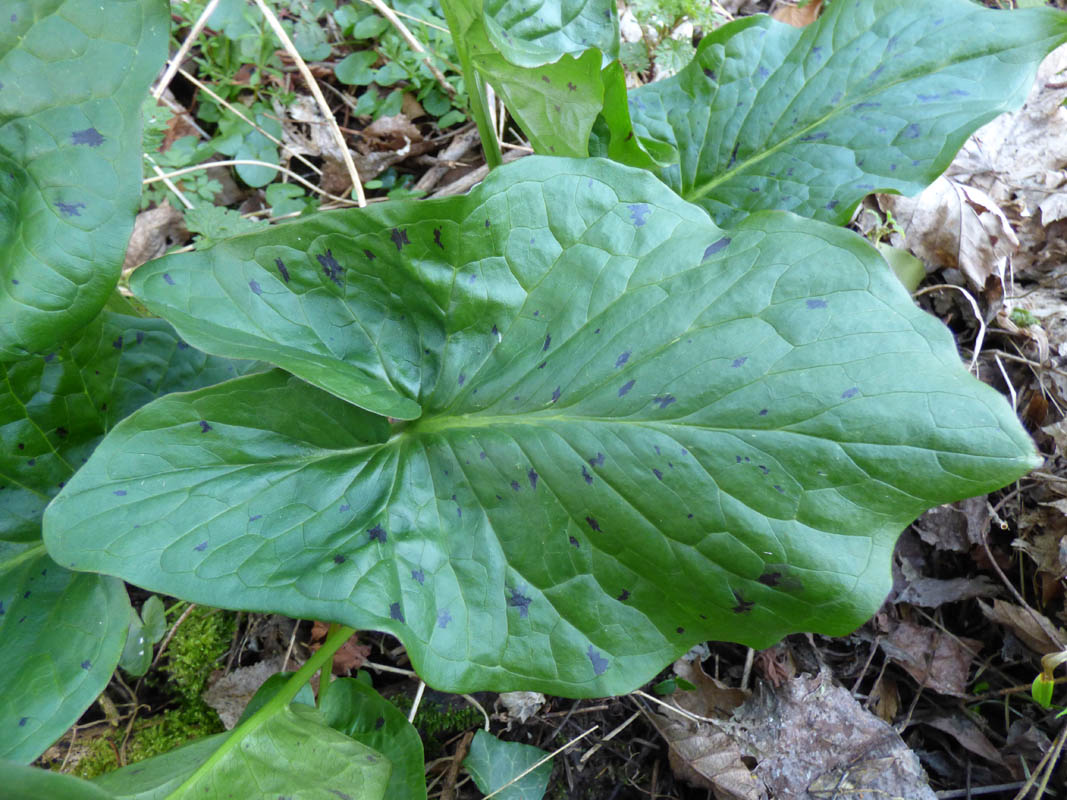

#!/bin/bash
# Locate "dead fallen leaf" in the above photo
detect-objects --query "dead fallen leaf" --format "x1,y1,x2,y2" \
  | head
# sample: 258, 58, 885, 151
868, 674, 899, 724
203, 655, 285, 729
893, 556, 998, 608
735, 670, 937, 799
919, 713, 1006, 768
674, 657, 749, 717
498, 691, 544, 724
122, 202, 187, 273
772, 0, 824, 27
880, 620, 981, 696
879, 175, 1018, 291
979, 599, 1067, 655
309, 621, 370, 675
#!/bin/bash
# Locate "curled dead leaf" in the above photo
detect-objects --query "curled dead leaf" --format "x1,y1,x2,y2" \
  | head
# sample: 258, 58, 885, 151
880, 620, 981, 696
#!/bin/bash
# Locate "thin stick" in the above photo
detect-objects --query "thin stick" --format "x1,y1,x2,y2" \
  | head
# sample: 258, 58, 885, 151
362, 659, 418, 677
913, 283, 986, 373
631, 689, 719, 725
149, 603, 198, 671
482, 725, 599, 800
143, 154, 195, 210
364, 0, 455, 96
153, 0, 222, 101
578, 709, 640, 765
462, 693, 491, 731
408, 679, 427, 724
994, 354, 1019, 410
360, 0, 449, 33
252, 0, 366, 206
177, 66, 323, 176
144, 158, 357, 205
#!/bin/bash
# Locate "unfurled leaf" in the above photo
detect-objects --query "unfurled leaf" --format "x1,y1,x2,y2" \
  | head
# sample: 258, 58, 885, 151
0, 0, 168, 357
321, 677, 426, 800
44, 157, 1037, 696
464, 728, 552, 800
1, 303, 255, 761
1, 758, 116, 800
602, 0, 1067, 227
443, 0, 619, 157
119, 594, 166, 677
92, 706, 389, 800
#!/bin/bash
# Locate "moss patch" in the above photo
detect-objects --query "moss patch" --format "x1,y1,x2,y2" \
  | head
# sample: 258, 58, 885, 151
390, 691, 483, 759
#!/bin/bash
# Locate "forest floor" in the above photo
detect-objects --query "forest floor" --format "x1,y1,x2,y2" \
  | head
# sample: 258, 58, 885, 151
38, 1, 1067, 797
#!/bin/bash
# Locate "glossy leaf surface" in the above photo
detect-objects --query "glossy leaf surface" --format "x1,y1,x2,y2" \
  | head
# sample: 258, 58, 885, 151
464, 728, 552, 800
0, 0, 168, 357
321, 677, 426, 800
2, 759, 116, 800
602, 0, 1067, 227
444, 0, 618, 157
1, 304, 254, 761
46, 157, 1038, 696
94, 706, 389, 800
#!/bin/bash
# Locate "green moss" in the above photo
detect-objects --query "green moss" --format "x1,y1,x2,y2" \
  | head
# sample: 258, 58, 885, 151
390, 692, 482, 759
70, 605, 235, 780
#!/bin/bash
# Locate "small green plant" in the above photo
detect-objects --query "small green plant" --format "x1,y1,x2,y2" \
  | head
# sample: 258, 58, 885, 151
2, 0, 1065, 797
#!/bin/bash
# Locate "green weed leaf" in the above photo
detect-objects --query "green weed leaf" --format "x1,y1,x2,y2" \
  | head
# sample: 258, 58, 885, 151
0, 0, 168, 358
1, 759, 117, 800
602, 0, 1067, 226
1, 303, 255, 760
44, 157, 1037, 696
464, 728, 551, 800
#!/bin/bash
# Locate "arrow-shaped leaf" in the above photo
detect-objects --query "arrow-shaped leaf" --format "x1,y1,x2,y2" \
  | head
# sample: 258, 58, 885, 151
44, 157, 1038, 696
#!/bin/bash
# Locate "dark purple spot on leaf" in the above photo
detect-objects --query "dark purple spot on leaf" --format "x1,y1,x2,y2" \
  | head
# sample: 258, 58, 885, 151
949, 88, 969, 97
758, 571, 781, 587
368, 525, 386, 542
437, 609, 451, 628
758, 465, 769, 475
412, 569, 425, 584
619, 380, 635, 397
491, 324, 499, 337
112, 336, 123, 350
728, 143, 739, 167
135, 331, 144, 345
375, 717, 385, 730
485, 219, 490, 228
390, 228, 410, 250
569, 536, 579, 548
567, 82, 577, 91
904, 123, 920, 139
528, 469, 538, 489
176, 340, 188, 349
732, 590, 754, 614
249, 279, 262, 295
541, 75, 551, 83
71, 127, 104, 146
759, 409, 768, 416
618, 589, 630, 601
853, 102, 880, 110
27, 459, 35, 466
56, 427, 68, 438
433, 227, 443, 248
81, 660, 91, 670
582, 466, 593, 485
194, 541, 208, 551
841, 387, 859, 399
732, 357, 747, 368
551, 386, 561, 403
275, 258, 290, 282
334, 555, 346, 564
511, 480, 520, 492
825, 200, 839, 211
340, 504, 350, 512
774, 485, 784, 493
589, 452, 605, 467
586, 516, 601, 532
538, 361, 546, 370
806, 298, 828, 309
363, 249, 375, 261
628, 204, 650, 226
18, 717, 26, 727
615, 350, 631, 368
55, 200, 86, 217
390, 602, 404, 622
480, 451, 487, 460
318, 250, 343, 285
508, 587, 531, 618
533, 310, 540, 317
199, 420, 211, 433
703, 238, 731, 259
113, 490, 126, 496
703, 68, 716, 80
543, 333, 551, 351
799, 132, 829, 142
250, 515, 262, 522
676, 627, 685, 634
653, 395, 676, 409
652, 468, 663, 480
458, 374, 465, 387
587, 645, 608, 676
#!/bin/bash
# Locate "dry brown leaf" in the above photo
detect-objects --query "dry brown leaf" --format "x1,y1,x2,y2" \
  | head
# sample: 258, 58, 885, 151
646, 708, 765, 800
203, 655, 286, 729
879, 176, 1018, 291
309, 621, 371, 674
880, 620, 981, 696
673, 657, 749, 717
122, 202, 187, 273
772, 0, 824, 27
735, 670, 937, 799
920, 714, 1006, 767
893, 557, 998, 608
979, 599, 1067, 655
868, 675, 899, 723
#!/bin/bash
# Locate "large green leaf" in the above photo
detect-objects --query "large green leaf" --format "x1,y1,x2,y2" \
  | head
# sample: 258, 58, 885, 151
45, 157, 1038, 696
0, 0, 168, 358
93, 706, 390, 800
321, 677, 426, 800
598, 0, 1067, 227
0, 303, 255, 761
1, 758, 116, 800
443, 0, 618, 157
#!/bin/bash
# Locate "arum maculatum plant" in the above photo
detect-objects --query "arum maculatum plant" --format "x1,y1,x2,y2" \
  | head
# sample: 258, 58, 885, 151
2, 0, 1064, 795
